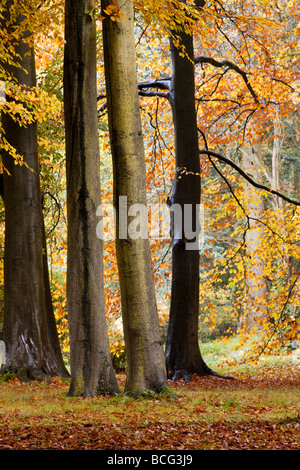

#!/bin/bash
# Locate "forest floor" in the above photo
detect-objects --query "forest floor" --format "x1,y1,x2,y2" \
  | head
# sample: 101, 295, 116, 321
0, 360, 300, 451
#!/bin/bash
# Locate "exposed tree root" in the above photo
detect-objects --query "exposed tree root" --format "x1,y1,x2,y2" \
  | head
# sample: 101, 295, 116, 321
169, 367, 235, 382
1, 366, 69, 384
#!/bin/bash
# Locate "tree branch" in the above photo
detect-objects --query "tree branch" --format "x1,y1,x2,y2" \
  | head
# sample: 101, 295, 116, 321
205, 150, 288, 243
194, 55, 259, 104
251, 273, 300, 361
138, 78, 171, 101
138, 78, 171, 91
138, 77, 171, 100
199, 149, 300, 206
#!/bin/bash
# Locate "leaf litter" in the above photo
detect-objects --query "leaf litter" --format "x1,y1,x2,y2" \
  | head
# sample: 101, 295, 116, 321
0, 364, 300, 450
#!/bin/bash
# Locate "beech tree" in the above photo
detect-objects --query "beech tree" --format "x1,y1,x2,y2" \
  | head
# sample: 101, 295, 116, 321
1, 0, 298, 386
64, 0, 119, 397
164, 3, 212, 380
102, 0, 170, 396
138, 0, 220, 380
240, 139, 269, 331
45, 0, 300, 369
0, 0, 68, 380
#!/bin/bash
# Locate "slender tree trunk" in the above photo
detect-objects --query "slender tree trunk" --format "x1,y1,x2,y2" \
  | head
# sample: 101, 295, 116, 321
165, 26, 212, 380
240, 141, 269, 331
64, 0, 119, 397
272, 115, 284, 210
42, 220, 67, 372
102, 0, 170, 396
1, 1, 68, 380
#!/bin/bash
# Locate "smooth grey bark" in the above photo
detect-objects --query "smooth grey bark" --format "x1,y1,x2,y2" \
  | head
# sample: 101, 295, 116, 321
102, 0, 170, 396
240, 141, 269, 331
271, 116, 284, 209
64, 0, 119, 397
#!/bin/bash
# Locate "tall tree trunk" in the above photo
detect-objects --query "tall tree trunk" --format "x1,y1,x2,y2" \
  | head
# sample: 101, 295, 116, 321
272, 114, 284, 210
240, 141, 269, 331
102, 0, 170, 396
165, 25, 212, 380
0, 176, 68, 376
64, 0, 119, 397
1, 1, 68, 380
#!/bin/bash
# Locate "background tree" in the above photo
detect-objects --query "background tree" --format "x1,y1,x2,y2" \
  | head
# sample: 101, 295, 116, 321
102, 0, 170, 396
194, 0, 300, 358
64, 0, 119, 397
137, 0, 229, 380
136, 0, 299, 365
239, 137, 269, 332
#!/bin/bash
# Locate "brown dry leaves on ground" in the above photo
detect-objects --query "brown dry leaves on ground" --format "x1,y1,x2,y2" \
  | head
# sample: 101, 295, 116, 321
0, 364, 299, 450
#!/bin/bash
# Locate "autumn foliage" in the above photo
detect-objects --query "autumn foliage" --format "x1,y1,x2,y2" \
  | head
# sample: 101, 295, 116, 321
0, 0, 300, 451
0, 0, 299, 391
